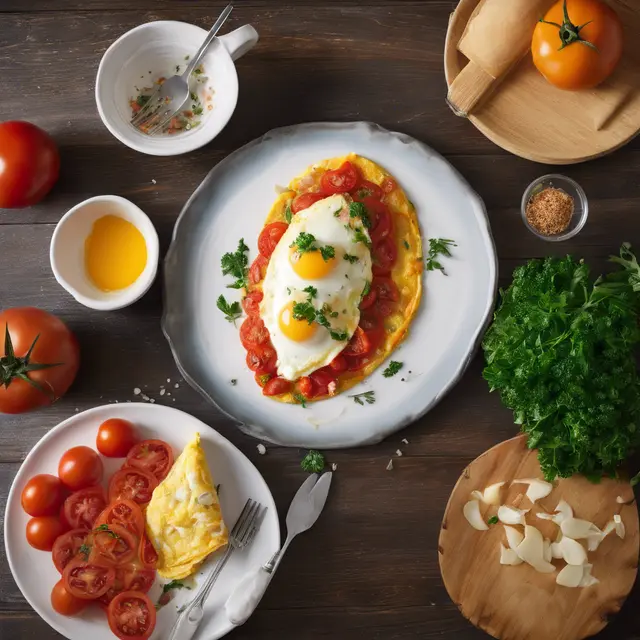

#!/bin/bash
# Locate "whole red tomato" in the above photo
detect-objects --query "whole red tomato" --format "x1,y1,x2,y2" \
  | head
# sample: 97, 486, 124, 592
532, 0, 623, 90
0, 308, 80, 414
0, 121, 60, 208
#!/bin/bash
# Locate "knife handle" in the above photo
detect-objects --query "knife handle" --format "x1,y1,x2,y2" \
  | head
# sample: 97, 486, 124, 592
225, 566, 272, 625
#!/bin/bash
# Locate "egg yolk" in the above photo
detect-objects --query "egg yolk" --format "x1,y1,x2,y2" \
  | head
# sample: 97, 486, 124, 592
290, 248, 335, 280
279, 301, 317, 342
85, 215, 147, 292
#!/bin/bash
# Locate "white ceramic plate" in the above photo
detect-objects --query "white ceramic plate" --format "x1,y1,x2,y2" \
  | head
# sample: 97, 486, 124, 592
4, 403, 280, 640
163, 122, 497, 448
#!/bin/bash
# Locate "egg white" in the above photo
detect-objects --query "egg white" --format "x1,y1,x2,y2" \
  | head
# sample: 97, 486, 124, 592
260, 194, 372, 381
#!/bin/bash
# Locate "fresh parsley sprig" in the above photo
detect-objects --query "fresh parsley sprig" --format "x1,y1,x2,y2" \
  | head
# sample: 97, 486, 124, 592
292, 288, 348, 341
290, 232, 335, 262
349, 202, 371, 229
383, 361, 403, 378
217, 295, 242, 324
301, 450, 325, 473
221, 238, 250, 289
293, 392, 307, 408
343, 253, 359, 264
426, 238, 456, 274
349, 390, 375, 405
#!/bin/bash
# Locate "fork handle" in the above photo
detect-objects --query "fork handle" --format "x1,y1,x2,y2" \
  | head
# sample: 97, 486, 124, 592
225, 566, 272, 626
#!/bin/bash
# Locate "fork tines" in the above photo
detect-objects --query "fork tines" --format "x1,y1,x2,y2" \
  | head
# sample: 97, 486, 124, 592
230, 499, 263, 548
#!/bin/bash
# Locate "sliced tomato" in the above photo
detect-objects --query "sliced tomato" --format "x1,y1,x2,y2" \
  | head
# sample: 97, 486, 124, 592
90, 523, 137, 567
353, 180, 383, 201
62, 557, 115, 600
249, 255, 268, 285
95, 499, 145, 539
138, 534, 158, 570
373, 277, 400, 301
309, 369, 338, 397
63, 486, 107, 530
360, 313, 385, 351
365, 198, 392, 243
98, 566, 127, 608
328, 355, 348, 373
372, 236, 398, 276
258, 222, 288, 259
52, 529, 88, 573
240, 316, 270, 349
241, 291, 263, 317
297, 376, 314, 399
246, 344, 277, 373
359, 288, 377, 310
343, 327, 371, 356
124, 566, 155, 594
108, 591, 156, 640
381, 177, 397, 194
108, 468, 157, 507
291, 192, 324, 213
320, 161, 359, 194
126, 439, 174, 482
263, 377, 292, 396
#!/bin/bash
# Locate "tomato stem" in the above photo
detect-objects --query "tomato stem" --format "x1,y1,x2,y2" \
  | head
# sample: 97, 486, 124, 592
540, 0, 599, 52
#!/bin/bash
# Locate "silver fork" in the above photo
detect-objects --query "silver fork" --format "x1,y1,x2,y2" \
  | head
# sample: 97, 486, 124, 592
167, 498, 264, 640
131, 2, 234, 135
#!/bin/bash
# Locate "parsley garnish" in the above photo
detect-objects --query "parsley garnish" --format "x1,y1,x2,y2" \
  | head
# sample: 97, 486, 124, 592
192, 105, 203, 116
259, 374, 271, 385
293, 392, 307, 408
185, 55, 190, 61
79, 543, 91, 560
333, 207, 343, 217
290, 232, 317, 253
349, 390, 375, 405
303, 286, 317, 298
136, 94, 150, 107
162, 580, 190, 594
488, 516, 499, 525
292, 288, 347, 341
362, 281, 371, 297
349, 201, 371, 229
221, 238, 250, 290
190, 92, 197, 101
315, 311, 348, 341
383, 361, 403, 378
94, 524, 119, 539
353, 228, 372, 248
426, 238, 456, 274
301, 450, 325, 473
320, 246, 335, 261
292, 300, 316, 325
175, 65, 180, 73
343, 253, 359, 264
403, 240, 410, 250
217, 295, 242, 324
284, 204, 292, 224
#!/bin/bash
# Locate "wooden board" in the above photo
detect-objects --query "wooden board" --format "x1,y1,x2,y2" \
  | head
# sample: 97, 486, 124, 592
444, 0, 640, 164
439, 435, 639, 640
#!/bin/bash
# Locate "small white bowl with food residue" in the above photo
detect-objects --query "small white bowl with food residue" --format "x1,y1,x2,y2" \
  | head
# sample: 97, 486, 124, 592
50, 195, 159, 310
95, 20, 258, 156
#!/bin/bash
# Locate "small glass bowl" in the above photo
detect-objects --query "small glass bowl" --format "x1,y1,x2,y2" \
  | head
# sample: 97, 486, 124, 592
521, 174, 588, 242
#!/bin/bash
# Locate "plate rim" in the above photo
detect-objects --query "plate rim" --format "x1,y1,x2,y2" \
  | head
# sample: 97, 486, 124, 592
3, 402, 281, 640
161, 121, 498, 447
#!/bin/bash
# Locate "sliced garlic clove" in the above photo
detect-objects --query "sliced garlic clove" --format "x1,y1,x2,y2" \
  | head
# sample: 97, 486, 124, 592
543, 538, 552, 563
586, 533, 604, 552
512, 478, 553, 504
560, 517, 601, 540
498, 505, 530, 526
499, 543, 523, 565
483, 482, 506, 506
536, 512, 556, 521
464, 499, 489, 531
560, 537, 588, 566
579, 565, 600, 588
550, 541, 564, 559
602, 519, 616, 537
470, 490, 484, 502
553, 499, 574, 524
557, 564, 584, 588
614, 514, 626, 539
504, 525, 524, 550
516, 525, 555, 572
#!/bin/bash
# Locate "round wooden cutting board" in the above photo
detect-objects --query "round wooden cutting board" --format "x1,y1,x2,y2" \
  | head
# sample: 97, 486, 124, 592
444, 0, 640, 164
439, 435, 639, 640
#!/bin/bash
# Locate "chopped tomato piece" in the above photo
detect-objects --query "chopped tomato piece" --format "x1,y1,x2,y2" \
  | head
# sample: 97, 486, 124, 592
240, 316, 270, 349
373, 276, 399, 301
254, 372, 272, 388
291, 192, 324, 214
364, 197, 392, 243
381, 177, 397, 194
258, 222, 288, 259
242, 291, 263, 317
246, 344, 277, 373
360, 313, 385, 351
343, 327, 371, 356
249, 255, 268, 285
346, 355, 370, 371
328, 355, 348, 373
372, 236, 397, 276
359, 288, 377, 310
297, 376, 314, 399
375, 298, 396, 318
263, 377, 292, 396
309, 369, 338, 397
353, 180, 383, 201
320, 162, 359, 194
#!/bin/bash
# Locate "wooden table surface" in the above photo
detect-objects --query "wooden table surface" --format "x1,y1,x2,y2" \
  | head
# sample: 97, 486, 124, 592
1, 1, 639, 639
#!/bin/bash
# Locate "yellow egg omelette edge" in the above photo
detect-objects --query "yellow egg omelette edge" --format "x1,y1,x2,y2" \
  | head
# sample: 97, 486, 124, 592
257, 153, 423, 403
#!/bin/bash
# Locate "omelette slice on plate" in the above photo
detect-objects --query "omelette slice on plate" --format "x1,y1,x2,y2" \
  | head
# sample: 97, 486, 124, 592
146, 433, 228, 579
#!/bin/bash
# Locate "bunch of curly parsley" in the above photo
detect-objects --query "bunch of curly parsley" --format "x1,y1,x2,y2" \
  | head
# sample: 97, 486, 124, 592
483, 244, 640, 481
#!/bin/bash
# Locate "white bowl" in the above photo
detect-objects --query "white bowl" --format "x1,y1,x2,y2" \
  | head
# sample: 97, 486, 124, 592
50, 195, 159, 310
95, 20, 258, 156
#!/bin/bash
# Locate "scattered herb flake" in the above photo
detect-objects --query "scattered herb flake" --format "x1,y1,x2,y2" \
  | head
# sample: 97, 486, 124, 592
343, 253, 359, 264
284, 204, 293, 224
350, 390, 375, 405
217, 295, 242, 324
349, 201, 371, 229
383, 361, 403, 378
293, 392, 307, 408
426, 238, 456, 274
320, 245, 335, 261
79, 543, 91, 560
403, 240, 410, 250
162, 580, 190, 594
488, 516, 499, 525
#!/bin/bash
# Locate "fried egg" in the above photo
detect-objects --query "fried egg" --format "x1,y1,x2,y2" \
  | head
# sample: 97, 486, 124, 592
145, 433, 227, 580
260, 194, 372, 381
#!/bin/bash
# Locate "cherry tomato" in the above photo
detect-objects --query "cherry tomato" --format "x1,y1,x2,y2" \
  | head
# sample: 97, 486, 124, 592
138, 534, 158, 570
21, 473, 65, 517
320, 161, 359, 194
26, 516, 66, 551
0, 307, 79, 414
373, 277, 400, 301
381, 177, 397, 194
291, 192, 324, 214
52, 528, 88, 573
372, 237, 398, 276
343, 327, 371, 357
0, 121, 60, 208
239, 316, 270, 349
263, 377, 292, 396
246, 344, 277, 373
364, 197, 392, 243
258, 222, 288, 259
63, 557, 116, 600
91, 523, 137, 567
125, 439, 174, 482
95, 499, 145, 539
353, 180, 383, 201
124, 566, 155, 594
96, 419, 138, 458
359, 288, 377, 310
249, 255, 268, 285
58, 446, 103, 491
242, 291, 263, 317
63, 486, 107, 530
254, 371, 272, 388
297, 376, 314, 399
108, 468, 157, 507
51, 579, 87, 616
309, 369, 338, 397
328, 355, 348, 373
532, 0, 623, 90
108, 591, 156, 640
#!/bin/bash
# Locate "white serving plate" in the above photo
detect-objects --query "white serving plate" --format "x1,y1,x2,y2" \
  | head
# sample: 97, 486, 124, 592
163, 122, 497, 448
4, 403, 280, 640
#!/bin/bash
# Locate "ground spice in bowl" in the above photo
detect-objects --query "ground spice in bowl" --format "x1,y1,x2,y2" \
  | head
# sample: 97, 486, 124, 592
525, 187, 574, 236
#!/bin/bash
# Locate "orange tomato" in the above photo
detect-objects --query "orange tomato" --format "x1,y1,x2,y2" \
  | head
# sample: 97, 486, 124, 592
532, 0, 623, 90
